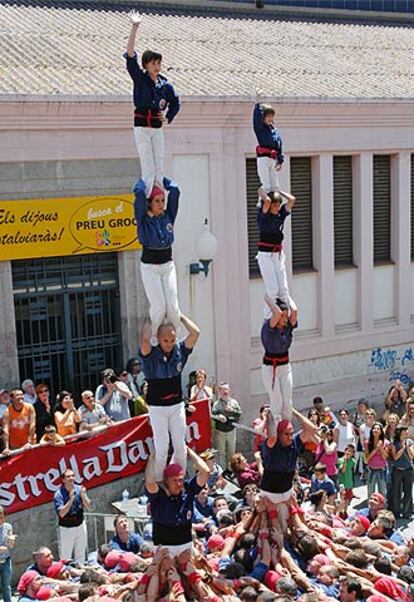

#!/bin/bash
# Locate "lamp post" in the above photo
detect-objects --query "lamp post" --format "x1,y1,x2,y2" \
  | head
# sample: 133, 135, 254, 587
189, 219, 218, 277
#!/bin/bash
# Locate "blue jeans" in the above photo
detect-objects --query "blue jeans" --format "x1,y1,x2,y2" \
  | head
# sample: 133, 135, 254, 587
367, 468, 387, 499
0, 557, 12, 602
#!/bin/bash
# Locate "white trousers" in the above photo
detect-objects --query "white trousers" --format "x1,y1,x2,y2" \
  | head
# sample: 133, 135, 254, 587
140, 261, 180, 338
148, 402, 187, 482
156, 542, 193, 557
261, 363, 293, 420
134, 126, 164, 197
257, 250, 290, 319
257, 156, 280, 193
59, 523, 87, 564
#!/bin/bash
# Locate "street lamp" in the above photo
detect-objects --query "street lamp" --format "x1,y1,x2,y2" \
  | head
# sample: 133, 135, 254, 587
189, 219, 218, 277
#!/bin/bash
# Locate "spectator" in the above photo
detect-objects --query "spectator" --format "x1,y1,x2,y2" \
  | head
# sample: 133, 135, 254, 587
40, 424, 65, 446
252, 404, 270, 453
190, 369, 213, 404
126, 357, 146, 398
315, 426, 338, 486
337, 444, 356, 505
0, 389, 10, 420
336, 409, 355, 458
301, 409, 320, 472
0, 505, 16, 602
367, 510, 403, 544
21, 379, 37, 405
53, 469, 91, 564
193, 485, 215, 531
78, 390, 109, 431
110, 515, 143, 553
389, 425, 414, 519
230, 452, 262, 489
310, 463, 336, 503
34, 383, 55, 443
212, 382, 242, 470
199, 448, 223, 491
339, 576, 363, 602
95, 368, 132, 423
364, 422, 388, 498
313, 396, 324, 418
384, 413, 399, 442
2, 388, 36, 455
130, 381, 148, 417
54, 391, 81, 437
400, 399, 414, 439
382, 379, 407, 420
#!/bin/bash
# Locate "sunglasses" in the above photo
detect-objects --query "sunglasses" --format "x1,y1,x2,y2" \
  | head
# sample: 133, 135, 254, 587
39, 389, 49, 393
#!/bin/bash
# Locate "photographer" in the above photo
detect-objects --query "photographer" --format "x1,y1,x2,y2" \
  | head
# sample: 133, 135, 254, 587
95, 368, 132, 423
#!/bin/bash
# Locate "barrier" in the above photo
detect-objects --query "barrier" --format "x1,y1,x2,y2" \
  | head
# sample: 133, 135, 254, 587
0, 399, 211, 514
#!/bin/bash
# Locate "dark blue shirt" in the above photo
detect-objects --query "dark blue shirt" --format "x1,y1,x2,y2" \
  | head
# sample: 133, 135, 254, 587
54, 484, 83, 516
261, 433, 304, 474
124, 52, 180, 124
146, 476, 202, 527
134, 177, 180, 250
261, 319, 295, 356
193, 496, 214, 522
110, 532, 143, 554
253, 103, 284, 162
257, 205, 289, 245
310, 475, 336, 496
139, 340, 192, 407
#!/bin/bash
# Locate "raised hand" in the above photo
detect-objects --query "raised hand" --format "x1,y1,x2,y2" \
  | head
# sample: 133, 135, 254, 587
129, 11, 142, 26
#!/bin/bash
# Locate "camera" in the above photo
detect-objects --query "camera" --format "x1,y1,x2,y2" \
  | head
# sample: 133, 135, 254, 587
319, 424, 329, 434
103, 369, 117, 384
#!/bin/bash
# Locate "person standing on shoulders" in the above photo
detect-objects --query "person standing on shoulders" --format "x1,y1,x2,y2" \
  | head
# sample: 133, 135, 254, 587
53, 469, 91, 564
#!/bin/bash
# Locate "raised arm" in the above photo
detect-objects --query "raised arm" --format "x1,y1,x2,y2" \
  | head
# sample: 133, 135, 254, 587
133, 179, 148, 224
163, 177, 180, 223
2, 409, 10, 455
289, 296, 298, 327
180, 312, 200, 350
253, 102, 265, 135
266, 409, 278, 448
280, 189, 296, 211
187, 446, 210, 487
145, 452, 159, 494
127, 12, 142, 58
264, 294, 282, 328
258, 187, 271, 213
140, 319, 152, 357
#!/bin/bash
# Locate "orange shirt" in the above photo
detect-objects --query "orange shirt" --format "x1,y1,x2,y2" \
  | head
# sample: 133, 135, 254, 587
8, 403, 32, 449
54, 412, 78, 437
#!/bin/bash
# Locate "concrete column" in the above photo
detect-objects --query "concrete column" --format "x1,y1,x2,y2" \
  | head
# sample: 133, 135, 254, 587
391, 152, 411, 328
118, 250, 148, 362
0, 261, 19, 387
312, 154, 335, 337
279, 158, 292, 281
353, 153, 373, 332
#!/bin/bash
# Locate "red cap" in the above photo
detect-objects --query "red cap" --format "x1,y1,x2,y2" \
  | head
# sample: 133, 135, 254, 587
374, 577, 407, 599
371, 493, 385, 505
104, 549, 122, 569
356, 514, 371, 532
149, 185, 164, 201
163, 463, 184, 479
47, 560, 66, 579
264, 570, 282, 591
118, 552, 137, 572
207, 534, 225, 551
367, 596, 389, 602
17, 570, 40, 594
313, 554, 331, 566
277, 420, 293, 434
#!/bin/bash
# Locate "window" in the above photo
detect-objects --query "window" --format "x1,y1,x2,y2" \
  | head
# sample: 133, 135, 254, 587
333, 156, 353, 267
373, 155, 391, 264
246, 157, 261, 277
290, 157, 313, 271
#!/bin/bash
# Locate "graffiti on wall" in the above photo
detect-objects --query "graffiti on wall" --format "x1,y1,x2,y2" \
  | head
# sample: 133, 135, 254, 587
370, 346, 414, 387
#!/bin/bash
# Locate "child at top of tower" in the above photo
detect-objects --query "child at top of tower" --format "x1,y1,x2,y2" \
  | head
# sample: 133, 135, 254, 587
253, 96, 284, 195
124, 11, 180, 197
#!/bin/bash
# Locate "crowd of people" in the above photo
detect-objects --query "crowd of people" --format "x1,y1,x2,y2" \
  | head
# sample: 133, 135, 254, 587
2, 390, 414, 602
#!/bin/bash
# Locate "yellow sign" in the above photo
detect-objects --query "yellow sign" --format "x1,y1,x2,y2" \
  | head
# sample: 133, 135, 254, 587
0, 195, 141, 261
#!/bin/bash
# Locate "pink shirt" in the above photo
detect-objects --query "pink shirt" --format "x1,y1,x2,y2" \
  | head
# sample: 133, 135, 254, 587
367, 440, 389, 469
316, 442, 338, 477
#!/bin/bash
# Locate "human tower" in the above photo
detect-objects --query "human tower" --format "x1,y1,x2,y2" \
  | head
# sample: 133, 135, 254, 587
125, 11, 298, 480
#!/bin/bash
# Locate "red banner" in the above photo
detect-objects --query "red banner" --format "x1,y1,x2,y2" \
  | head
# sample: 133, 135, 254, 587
0, 400, 212, 515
